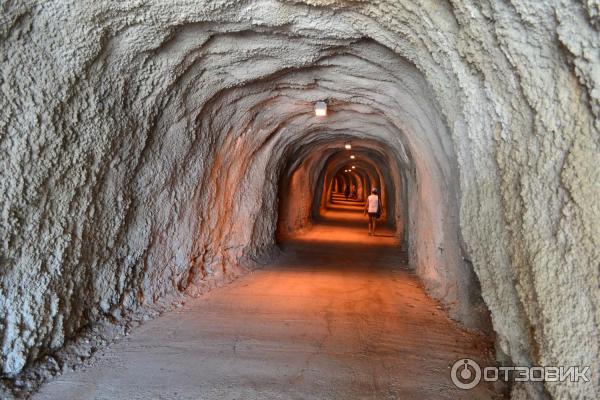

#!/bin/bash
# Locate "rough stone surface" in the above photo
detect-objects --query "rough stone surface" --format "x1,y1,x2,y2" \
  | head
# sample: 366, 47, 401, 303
1, 1, 598, 399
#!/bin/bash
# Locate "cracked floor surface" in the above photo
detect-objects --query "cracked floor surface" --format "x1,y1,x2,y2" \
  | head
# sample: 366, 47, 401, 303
34, 201, 498, 399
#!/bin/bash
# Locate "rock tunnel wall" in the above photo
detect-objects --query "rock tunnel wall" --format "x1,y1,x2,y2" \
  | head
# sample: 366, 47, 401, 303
277, 147, 328, 237
1, 1, 599, 399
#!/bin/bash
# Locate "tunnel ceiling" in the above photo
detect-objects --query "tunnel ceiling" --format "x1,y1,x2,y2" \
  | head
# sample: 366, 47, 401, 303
1, 1, 599, 399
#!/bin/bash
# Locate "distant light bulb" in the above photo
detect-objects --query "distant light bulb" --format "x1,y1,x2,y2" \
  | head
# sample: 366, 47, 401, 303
344, 143, 351, 150
314, 101, 327, 116
350, 155, 355, 159
352, 166, 356, 169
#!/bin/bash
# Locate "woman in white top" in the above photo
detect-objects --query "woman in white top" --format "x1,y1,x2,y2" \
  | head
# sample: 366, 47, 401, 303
364, 188, 382, 235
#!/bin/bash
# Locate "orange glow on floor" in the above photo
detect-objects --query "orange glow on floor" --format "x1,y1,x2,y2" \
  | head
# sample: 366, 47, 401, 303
35, 202, 495, 400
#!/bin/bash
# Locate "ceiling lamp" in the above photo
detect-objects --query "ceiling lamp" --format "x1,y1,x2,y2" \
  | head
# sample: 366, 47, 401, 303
344, 143, 352, 150
350, 155, 355, 159
352, 166, 356, 169
314, 100, 327, 116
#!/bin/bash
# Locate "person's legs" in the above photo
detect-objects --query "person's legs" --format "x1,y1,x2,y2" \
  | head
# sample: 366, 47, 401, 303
371, 215, 377, 235
368, 214, 375, 235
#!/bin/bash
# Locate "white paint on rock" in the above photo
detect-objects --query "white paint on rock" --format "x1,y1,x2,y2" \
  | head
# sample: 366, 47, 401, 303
0, 1, 598, 399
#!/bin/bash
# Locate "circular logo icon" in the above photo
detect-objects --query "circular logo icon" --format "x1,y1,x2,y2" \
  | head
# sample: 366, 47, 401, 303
450, 358, 482, 389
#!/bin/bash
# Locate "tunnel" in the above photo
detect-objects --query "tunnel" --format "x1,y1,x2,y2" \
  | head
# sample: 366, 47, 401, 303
1, 1, 599, 399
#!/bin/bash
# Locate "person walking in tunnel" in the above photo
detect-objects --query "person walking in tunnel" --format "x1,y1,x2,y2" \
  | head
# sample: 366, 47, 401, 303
344, 184, 350, 200
365, 188, 381, 235
351, 184, 357, 199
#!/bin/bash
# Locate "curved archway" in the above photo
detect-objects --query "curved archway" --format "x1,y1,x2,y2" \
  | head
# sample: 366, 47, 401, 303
2, 3, 597, 399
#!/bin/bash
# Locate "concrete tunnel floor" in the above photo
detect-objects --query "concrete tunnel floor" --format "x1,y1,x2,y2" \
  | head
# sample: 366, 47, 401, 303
33, 198, 498, 400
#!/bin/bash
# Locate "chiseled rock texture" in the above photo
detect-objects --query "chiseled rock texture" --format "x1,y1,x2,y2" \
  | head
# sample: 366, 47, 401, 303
0, 1, 598, 398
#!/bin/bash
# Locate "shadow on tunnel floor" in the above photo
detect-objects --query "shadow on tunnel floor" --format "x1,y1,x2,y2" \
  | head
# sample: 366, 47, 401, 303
275, 239, 409, 273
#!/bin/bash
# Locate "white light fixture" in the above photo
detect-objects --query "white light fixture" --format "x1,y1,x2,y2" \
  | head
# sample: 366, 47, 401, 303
350, 155, 355, 159
344, 143, 352, 150
314, 101, 327, 116
352, 166, 356, 169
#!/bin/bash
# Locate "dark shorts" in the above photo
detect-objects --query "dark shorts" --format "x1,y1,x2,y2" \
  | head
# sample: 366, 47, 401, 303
368, 213, 378, 217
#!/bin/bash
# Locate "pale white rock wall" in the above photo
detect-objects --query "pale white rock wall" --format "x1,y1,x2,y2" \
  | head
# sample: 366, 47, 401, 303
0, 1, 598, 399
